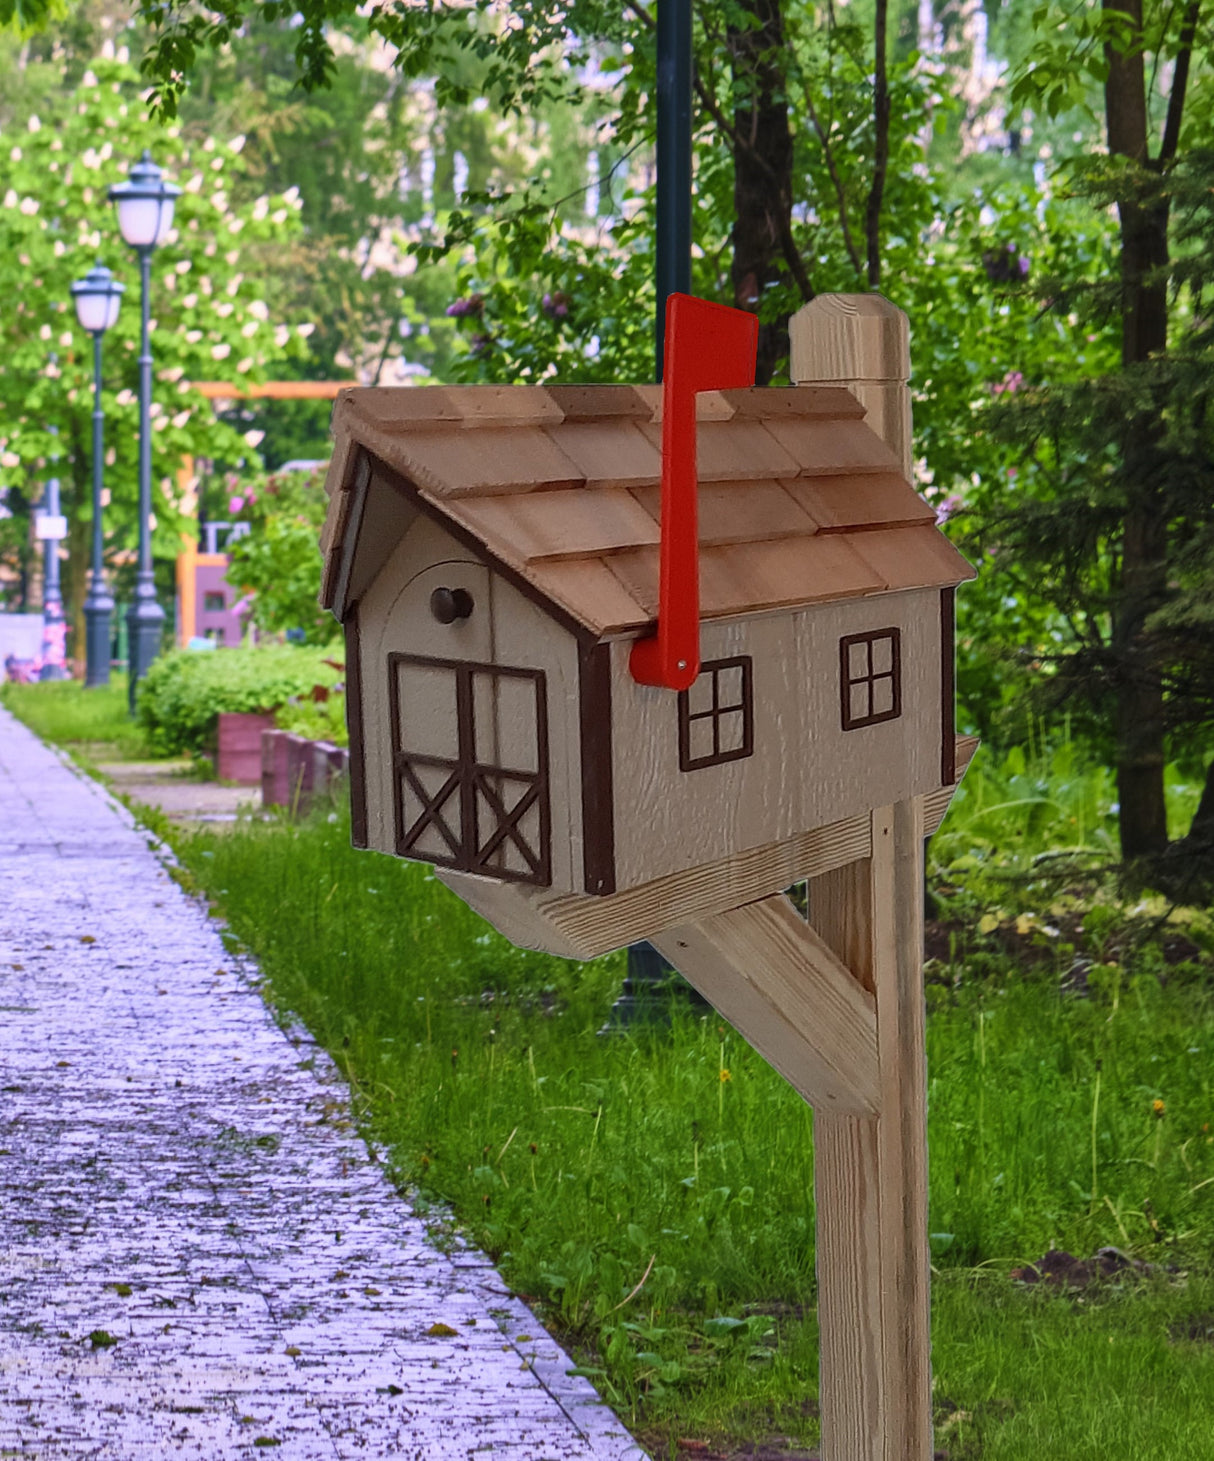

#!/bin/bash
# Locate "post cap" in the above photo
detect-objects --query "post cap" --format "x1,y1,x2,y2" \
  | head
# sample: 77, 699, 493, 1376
789, 293, 909, 385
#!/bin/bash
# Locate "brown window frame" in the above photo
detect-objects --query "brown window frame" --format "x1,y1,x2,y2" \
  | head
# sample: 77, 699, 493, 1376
840, 628, 902, 731
678, 656, 755, 772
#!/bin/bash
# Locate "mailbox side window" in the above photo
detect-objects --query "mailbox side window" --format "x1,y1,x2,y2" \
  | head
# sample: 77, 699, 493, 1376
677, 656, 754, 771
840, 628, 902, 730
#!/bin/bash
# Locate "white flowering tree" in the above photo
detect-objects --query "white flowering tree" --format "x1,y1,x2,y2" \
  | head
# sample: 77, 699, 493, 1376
0, 52, 312, 646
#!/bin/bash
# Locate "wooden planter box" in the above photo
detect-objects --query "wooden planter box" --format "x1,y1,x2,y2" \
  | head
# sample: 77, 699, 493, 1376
261, 729, 348, 814
216, 711, 277, 785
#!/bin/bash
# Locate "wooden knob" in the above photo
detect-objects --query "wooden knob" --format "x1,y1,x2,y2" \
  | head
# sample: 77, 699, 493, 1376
430, 586, 474, 624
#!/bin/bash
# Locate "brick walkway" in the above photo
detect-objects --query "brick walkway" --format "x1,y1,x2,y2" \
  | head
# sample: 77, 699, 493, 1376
0, 707, 646, 1461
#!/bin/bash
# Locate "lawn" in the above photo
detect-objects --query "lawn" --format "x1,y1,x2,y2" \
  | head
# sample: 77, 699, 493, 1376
8, 679, 1214, 1458
0, 675, 147, 765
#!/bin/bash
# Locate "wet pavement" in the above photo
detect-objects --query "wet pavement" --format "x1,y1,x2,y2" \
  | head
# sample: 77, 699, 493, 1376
0, 707, 645, 1460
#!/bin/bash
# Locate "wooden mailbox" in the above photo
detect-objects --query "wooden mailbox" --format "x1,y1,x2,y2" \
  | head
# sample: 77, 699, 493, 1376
320, 293, 975, 1461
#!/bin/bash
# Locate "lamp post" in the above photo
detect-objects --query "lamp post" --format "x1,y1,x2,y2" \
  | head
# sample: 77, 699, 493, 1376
71, 262, 125, 689
108, 150, 181, 710
34, 428, 69, 682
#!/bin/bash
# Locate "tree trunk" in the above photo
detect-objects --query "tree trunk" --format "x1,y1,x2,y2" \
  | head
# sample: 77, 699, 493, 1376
865, 0, 890, 287
727, 0, 793, 385
1104, 0, 1170, 861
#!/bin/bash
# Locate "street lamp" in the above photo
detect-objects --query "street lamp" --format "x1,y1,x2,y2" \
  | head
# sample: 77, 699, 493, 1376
71, 261, 125, 689
108, 150, 181, 710
34, 423, 69, 682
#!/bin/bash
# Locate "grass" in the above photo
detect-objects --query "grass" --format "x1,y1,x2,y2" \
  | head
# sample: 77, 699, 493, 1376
167, 797, 1214, 1457
8, 679, 1214, 1456
0, 676, 148, 765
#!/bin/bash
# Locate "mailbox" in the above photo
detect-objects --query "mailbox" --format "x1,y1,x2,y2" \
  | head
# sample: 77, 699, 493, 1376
318, 293, 976, 1461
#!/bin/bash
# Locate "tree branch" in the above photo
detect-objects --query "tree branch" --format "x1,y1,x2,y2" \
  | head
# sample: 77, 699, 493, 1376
1159, 0, 1200, 166
803, 87, 863, 277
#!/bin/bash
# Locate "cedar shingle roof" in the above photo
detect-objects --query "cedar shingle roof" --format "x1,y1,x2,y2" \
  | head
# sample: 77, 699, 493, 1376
321, 383, 973, 636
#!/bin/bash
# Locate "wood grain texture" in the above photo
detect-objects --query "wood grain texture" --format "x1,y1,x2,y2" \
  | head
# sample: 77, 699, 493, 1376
810, 802, 933, 1461
923, 735, 978, 834
652, 893, 880, 1115
445, 487, 661, 564
789, 295, 913, 482
628, 480, 820, 548
356, 514, 583, 892
789, 295, 909, 381
437, 811, 872, 960
607, 598, 942, 893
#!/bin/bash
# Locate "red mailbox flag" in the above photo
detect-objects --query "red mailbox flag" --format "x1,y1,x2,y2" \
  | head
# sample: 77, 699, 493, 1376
629, 293, 759, 692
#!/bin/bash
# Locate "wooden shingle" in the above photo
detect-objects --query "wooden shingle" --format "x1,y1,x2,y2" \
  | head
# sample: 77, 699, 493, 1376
544, 421, 662, 490
386, 427, 584, 498
630, 480, 817, 547
446, 488, 660, 564
849, 525, 975, 590
784, 473, 937, 531
763, 418, 900, 477
323, 383, 973, 630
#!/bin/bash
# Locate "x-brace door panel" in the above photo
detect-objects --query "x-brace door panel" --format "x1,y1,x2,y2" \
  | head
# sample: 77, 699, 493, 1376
389, 653, 552, 888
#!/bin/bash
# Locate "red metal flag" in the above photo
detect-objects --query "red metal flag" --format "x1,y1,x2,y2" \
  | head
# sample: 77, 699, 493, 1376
630, 293, 759, 691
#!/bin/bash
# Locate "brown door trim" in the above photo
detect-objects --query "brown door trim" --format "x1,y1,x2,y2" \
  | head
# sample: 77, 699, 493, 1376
578, 639, 616, 896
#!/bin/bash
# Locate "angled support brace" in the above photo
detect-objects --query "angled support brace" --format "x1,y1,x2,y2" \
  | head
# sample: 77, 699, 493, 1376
652, 890, 880, 1117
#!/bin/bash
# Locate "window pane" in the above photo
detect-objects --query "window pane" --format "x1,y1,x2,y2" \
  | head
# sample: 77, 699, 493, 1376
718, 711, 746, 755
848, 640, 870, 680
850, 683, 870, 724
686, 669, 714, 715
871, 634, 894, 675
396, 661, 458, 761
688, 717, 716, 764
871, 676, 895, 717
716, 663, 745, 709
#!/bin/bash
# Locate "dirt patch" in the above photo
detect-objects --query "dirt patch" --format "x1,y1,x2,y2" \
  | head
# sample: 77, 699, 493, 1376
647, 1427, 950, 1461
1169, 1314, 1214, 1344
925, 911, 1208, 976
1010, 1246, 1158, 1289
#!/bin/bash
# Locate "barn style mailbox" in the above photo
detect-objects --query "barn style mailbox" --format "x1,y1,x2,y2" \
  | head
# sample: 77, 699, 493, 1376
321, 293, 975, 1461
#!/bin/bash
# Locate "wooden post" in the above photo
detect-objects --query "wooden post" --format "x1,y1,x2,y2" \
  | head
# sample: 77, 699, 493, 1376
650, 803, 934, 1460
789, 294, 913, 482
810, 801, 933, 1461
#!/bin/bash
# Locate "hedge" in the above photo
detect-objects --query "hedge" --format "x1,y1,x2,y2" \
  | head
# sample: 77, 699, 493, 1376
136, 644, 343, 757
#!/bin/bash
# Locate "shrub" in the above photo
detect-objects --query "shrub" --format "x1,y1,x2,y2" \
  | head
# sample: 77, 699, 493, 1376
275, 690, 348, 746
223, 468, 333, 644
137, 645, 342, 756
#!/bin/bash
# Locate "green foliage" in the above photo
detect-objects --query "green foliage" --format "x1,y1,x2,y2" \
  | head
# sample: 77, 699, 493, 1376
0, 674, 146, 760
274, 690, 347, 746
223, 468, 332, 643
0, 0, 51, 32
0, 49, 310, 600
136, 643, 340, 755
965, 151, 1214, 782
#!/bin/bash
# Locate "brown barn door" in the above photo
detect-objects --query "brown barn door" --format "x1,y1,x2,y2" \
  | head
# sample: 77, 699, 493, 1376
388, 653, 551, 887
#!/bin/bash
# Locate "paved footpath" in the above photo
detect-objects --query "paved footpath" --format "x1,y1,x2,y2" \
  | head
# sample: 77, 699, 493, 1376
0, 707, 646, 1461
